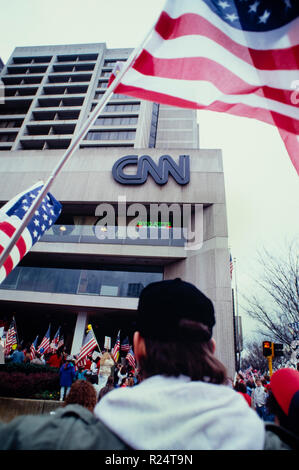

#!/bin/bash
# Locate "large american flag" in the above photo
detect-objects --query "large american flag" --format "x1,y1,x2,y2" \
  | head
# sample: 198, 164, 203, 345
37, 324, 51, 354
30, 335, 39, 361
4, 317, 18, 355
111, 330, 121, 362
0, 181, 62, 284
76, 329, 98, 367
110, 0, 299, 174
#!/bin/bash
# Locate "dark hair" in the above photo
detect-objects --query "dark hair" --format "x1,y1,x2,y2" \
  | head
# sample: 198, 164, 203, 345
64, 380, 97, 412
234, 381, 247, 393
139, 322, 227, 384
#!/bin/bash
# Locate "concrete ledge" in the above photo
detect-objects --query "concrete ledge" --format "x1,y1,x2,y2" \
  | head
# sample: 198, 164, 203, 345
0, 397, 63, 423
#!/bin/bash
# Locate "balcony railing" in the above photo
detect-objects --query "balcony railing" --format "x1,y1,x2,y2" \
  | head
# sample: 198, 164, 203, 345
40, 224, 186, 247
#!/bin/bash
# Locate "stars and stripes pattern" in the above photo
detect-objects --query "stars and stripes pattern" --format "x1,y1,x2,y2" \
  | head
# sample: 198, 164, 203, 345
30, 335, 39, 361
120, 336, 130, 353
109, 0, 299, 174
111, 330, 121, 363
76, 329, 98, 367
57, 335, 64, 350
49, 327, 61, 353
4, 317, 18, 355
126, 348, 136, 368
37, 324, 51, 354
0, 181, 62, 284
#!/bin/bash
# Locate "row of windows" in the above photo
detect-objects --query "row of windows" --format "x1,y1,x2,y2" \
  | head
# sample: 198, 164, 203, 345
94, 116, 138, 126
0, 120, 23, 128
86, 130, 136, 141
104, 103, 140, 112
0, 134, 16, 142
0, 265, 162, 298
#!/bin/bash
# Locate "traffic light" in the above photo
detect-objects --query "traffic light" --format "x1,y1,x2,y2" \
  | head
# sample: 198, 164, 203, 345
263, 341, 273, 357
273, 343, 284, 357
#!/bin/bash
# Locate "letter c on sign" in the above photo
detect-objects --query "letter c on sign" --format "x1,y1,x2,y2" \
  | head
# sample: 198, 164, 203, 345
112, 155, 140, 184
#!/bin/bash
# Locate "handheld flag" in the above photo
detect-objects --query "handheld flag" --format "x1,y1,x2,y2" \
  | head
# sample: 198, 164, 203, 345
120, 336, 130, 353
0, 181, 62, 284
37, 324, 51, 355
76, 328, 98, 367
126, 348, 136, 369
4, 317, 18, 355
230, 254, 233, 280
111, 330, 121, 362
49, 327, 61, 353
57, 335, 64, 351
108, 0, 299, 174
30, 335, 39, 361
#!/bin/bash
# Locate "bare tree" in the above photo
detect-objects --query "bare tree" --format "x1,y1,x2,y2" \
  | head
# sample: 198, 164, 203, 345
240, 339, 268, 374
242, 238, 299, 348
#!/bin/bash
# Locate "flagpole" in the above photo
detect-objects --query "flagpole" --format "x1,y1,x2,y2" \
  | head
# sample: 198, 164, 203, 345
0, 22, 157, 272
91, 325, 101, 354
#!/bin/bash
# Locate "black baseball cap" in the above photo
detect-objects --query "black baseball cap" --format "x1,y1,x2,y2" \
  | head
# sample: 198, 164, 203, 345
137, 278, 215, 341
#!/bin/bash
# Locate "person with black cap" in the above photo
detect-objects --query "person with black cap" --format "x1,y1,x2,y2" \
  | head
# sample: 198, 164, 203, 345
0, 280, 296, 450
93, 278, 266, 450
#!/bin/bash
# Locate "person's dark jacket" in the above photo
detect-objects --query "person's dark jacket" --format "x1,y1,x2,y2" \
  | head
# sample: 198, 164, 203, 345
0, 405, 297, 450
0, 405, 130, 450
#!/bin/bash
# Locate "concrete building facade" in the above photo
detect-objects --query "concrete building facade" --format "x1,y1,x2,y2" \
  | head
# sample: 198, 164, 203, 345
0, 43, 235, 377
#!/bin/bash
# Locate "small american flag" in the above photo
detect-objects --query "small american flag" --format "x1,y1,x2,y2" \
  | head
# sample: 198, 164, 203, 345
4, 317, 18, 355
0, 181, 62, 284
57, 335, 64, 350
49, 327, 61, 353
126, 348, 136, 368
37, 324, 51, 354
30, 335, 39, 361
111, 330, 121, 362
76, 329, 97, 367
120, 336, 130, 353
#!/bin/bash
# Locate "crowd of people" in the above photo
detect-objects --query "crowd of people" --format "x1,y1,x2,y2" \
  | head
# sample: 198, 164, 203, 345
3, 339, 141, 402
0, 278, 298, 451
58, 352, 141, 402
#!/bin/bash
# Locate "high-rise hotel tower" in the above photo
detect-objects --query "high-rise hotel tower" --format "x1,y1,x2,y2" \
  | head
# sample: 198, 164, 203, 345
0, 43, 235, 376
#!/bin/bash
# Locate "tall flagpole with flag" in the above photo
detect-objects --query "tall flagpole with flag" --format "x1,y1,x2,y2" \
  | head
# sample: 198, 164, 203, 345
0, 20, 158, 275
37, 324, 51, 355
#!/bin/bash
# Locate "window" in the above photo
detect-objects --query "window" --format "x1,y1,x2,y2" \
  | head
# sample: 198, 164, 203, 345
94, 116, 138, 126
86, 130, 136, 141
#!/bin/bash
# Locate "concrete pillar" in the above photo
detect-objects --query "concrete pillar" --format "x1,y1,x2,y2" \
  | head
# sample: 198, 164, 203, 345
71, 312, 87, 355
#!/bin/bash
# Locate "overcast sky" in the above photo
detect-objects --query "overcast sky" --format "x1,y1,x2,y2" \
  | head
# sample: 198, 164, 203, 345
1, 0, 298, 340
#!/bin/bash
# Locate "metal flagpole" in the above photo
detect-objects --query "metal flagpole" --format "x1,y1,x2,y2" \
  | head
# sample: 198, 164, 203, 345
0, 22, 157, 272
